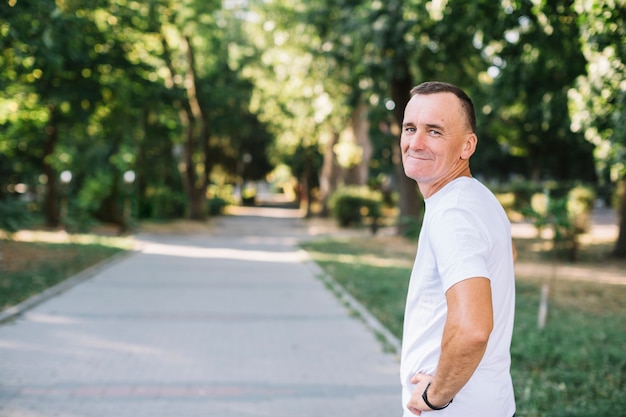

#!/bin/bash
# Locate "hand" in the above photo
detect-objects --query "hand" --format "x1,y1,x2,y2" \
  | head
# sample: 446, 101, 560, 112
406, 373, 433, 415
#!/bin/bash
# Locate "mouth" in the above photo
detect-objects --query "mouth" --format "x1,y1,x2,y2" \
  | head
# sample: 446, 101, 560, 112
405, 153, 430, 161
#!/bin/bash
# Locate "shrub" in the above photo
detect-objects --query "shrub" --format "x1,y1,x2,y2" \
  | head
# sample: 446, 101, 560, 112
525, 185, 596, 261
491, 180, 582, 218
142, 186, 186, 219
207, 184, 235, 215
241, 185, 257, 206
208, 196, 229, 216
566, 185, 595, 233
398, 215, 423, 240
0, 198, 33, 234
328, 186, 383, 228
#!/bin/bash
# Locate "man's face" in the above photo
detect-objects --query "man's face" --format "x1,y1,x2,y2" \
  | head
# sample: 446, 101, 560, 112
400, 92, 474, 186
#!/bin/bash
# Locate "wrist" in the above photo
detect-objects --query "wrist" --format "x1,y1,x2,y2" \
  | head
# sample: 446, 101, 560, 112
422, 382, 453, 410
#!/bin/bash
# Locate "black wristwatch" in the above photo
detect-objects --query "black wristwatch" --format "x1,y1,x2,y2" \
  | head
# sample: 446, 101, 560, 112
422, 382, 453, 410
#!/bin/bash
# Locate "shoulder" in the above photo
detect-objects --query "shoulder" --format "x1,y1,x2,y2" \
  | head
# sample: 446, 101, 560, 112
429, 180, 505, 240
444, 178, 506, 222
428, 177, 493, 207
428, 178, 486, 221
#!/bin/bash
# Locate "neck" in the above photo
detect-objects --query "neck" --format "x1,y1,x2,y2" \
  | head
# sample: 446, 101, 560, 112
418, 164, 472, 199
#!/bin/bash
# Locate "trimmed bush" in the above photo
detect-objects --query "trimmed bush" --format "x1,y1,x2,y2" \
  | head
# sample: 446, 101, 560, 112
208, 196, 229, 216
328, 186, 383, 228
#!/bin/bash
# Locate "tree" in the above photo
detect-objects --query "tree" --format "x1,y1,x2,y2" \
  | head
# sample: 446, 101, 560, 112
235, 0, 351, 216
284, 0, 421, 230
152, 1, 217, 220
156, 0, 275, 218
1, 0, 131, 228
475, 0, 596, 183
569, 0, 626, 257
352, 0, 506, 233
2, 0, 619, 237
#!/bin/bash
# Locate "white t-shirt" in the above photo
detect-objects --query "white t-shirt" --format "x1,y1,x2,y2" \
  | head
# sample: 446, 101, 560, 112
400, 177, 516, 417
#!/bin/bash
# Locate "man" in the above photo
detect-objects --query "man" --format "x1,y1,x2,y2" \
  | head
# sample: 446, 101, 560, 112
399, 81, 516, 417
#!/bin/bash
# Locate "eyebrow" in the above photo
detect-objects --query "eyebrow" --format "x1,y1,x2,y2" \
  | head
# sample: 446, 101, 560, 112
425, 123, 445, 131
402, 121, 446, 131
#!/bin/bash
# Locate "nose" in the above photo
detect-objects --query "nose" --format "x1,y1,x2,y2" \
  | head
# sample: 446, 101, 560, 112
406, 130, 426, 151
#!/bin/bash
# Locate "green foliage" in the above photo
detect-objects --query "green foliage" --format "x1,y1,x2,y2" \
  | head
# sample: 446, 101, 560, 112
207, 196, 229, 216
142, 186, 186, 220
0, 198, 34, 234
1, 0, 272, 227
75, 171, 114, 214
525, 185, 596, 261
570, 0, 626, 185
207, 184, 234, 216
492, 181, 551, 219
240, 184, 257, 206
1, 0, 625, 240
478, 0, 596, 182
328, 186, 383, 227
398, 215, 423, 241
491, 180, 593, 218
63, 207, 98, 234
567, 185, 596, 232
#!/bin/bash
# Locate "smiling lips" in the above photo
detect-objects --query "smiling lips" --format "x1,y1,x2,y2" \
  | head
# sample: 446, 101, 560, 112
405, 152, 432, 161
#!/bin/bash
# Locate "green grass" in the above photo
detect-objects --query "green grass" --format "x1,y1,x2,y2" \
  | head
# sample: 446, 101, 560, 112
512, 281, 626, 416
300, 237, 626, 417
0, 235, 132, 310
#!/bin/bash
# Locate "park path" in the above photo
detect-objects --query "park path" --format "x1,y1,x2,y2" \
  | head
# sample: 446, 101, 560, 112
0, 206, 401, 417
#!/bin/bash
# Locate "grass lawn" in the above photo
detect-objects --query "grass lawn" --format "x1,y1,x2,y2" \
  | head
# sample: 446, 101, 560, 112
0, 231, 133, 311
300, 233, 626, 417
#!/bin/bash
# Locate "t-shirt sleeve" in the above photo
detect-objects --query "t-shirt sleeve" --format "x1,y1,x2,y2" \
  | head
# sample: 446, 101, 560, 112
429, 207, 491, 292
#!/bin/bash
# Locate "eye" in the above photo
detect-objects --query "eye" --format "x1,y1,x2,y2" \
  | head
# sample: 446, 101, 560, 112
403, 126, 416, 133
428, 129, 442, 136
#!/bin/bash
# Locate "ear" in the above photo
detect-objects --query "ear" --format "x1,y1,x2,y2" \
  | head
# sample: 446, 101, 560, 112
460, 133, 477, 160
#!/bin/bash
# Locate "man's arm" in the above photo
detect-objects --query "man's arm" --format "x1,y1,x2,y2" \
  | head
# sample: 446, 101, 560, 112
407, 277, 493, 413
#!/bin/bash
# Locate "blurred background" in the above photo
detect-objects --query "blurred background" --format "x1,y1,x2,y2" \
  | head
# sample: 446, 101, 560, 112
1, 0, 624, 256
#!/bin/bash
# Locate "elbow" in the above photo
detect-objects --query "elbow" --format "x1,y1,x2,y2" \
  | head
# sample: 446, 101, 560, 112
462, 318, 493, 348
469, 327, 492, 348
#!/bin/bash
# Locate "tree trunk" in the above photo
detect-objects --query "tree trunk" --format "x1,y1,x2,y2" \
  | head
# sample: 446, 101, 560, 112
345, 103, 372, 186
179, 107, 208, 220
390, 68, 422, 235
162, 34, 210, 221
301, 151, 314, 218
43, 104, 59, 229
319, 131, 341, 216
612, 178, 626, 258
183, 36, 210, 221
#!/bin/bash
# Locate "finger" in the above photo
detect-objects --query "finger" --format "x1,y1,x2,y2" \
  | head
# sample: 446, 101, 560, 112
407, 406, 422, 416
410, 373, 425, 384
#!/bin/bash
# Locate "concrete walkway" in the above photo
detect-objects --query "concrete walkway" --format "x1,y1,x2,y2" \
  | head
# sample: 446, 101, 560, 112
0, 207, 401, 417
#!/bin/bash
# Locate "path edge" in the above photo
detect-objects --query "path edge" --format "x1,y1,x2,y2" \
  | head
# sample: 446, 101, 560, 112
0, 249, 138, 325
298, 248, 402, 359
